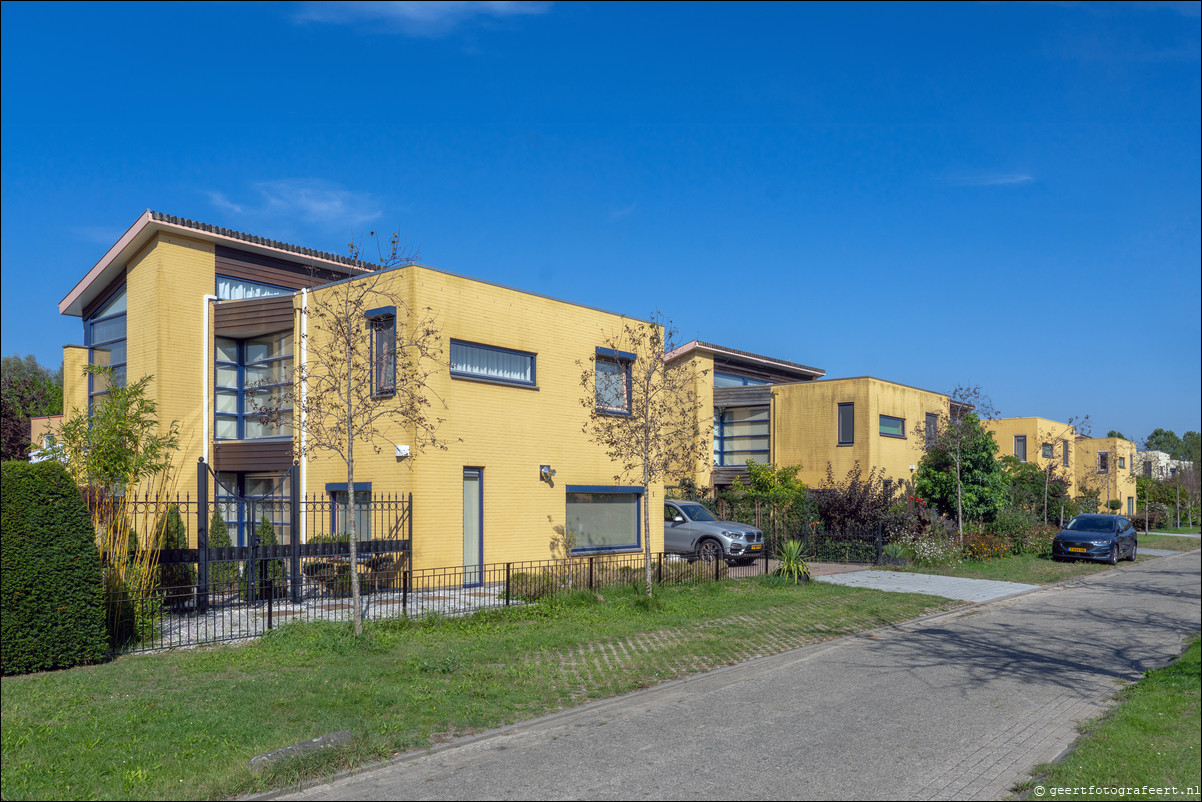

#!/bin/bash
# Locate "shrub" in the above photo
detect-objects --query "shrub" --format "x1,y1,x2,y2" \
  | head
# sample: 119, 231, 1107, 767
961, 531, 1010, 562
159, 505, 195, 612
895, 518, 961, 567
207, 507, 239, 596
1, 460, 108, 674
240, 515, 287, 600
1136, 502, 1171, 531
773, 539, 811, 583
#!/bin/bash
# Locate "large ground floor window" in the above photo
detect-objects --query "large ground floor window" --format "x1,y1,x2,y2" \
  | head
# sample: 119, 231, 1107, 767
215, 471, 291, 546
565, 486, 642, 553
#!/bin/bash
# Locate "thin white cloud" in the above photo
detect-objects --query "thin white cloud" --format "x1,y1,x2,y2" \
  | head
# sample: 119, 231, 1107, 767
70, 225, 126, 245
943, 172, 1036, 187
204, 180, 384, 233
609, 203, 637, 222
295, 1, 551, 37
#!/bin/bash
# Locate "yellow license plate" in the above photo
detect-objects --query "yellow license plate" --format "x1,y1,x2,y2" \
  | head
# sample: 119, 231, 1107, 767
1069, 547, 1088, 553
750, 544, 762, 551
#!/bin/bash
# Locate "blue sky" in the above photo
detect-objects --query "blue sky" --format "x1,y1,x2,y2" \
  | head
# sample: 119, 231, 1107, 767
3, 1, 1199, 443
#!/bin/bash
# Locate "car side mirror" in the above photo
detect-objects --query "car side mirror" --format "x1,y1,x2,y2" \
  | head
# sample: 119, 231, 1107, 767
673, 515, 684, 523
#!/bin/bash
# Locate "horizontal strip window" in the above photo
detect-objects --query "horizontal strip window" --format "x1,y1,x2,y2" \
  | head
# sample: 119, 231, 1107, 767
714, 371, 772, 388
216, 275, 293, 301
879, 415, 905, 438
451, 340, 536, 387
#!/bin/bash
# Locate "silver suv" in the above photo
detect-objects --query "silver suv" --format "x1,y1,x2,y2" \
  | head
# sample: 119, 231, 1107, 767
664, 501, 765, 565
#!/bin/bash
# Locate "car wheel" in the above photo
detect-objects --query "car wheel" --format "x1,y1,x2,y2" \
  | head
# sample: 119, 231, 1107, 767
1127, 541, 1138, 562
1108, 545, 1119, 566
697, 539, 723, 564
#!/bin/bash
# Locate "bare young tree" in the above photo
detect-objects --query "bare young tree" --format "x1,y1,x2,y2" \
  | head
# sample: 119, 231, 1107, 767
1040, 415, 1090, 526
579, 314, 710, 597
254, 234, 447, 634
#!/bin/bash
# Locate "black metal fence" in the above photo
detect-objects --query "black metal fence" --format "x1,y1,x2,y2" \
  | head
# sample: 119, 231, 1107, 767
107, 524, 887, 655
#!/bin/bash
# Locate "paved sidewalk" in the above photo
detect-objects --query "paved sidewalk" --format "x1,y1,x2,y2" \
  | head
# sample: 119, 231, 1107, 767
814, 569, 1038, 602
1139, 547, 1180, 557
1148, 531, 1201, 539
276, 552, 1201, 802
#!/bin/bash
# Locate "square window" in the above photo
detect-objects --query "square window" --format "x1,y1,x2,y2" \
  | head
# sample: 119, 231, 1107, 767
1042, 443, 1054, 459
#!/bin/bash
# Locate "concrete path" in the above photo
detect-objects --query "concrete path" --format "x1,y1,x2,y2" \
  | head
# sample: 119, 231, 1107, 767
275, 551, 1201, 802
814, 570, 1037, 603
1148, 531, 1201, 539
1138, 547, 1179, 557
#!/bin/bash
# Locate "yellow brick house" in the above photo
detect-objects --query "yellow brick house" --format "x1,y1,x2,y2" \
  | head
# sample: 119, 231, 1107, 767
982, 417, 1080, 497
56, 211, 663, 571
1074, 435, 1138, 516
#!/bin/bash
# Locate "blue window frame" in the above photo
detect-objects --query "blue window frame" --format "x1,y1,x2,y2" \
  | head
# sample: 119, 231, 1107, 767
85, 285, 127, 409
326, 482, 371, 539
214, 333, 293, 440
714, 405, 770, 466
564, 485, 642, 554
215, 471, 291, 546
838, 403, 854, 445
879, 415, 905, 439
450, 339, 536, 388
595, 347, 634, 414
367, 307, 397, 396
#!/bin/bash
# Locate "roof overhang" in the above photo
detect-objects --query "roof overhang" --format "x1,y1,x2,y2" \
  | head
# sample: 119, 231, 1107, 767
58, 211, 371, 317
665, 339, 825, 380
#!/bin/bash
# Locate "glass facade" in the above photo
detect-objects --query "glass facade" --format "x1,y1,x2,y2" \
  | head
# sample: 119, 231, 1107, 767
714, 405, 770, 466
215, 332, 293, 440
86, 287, 127, 407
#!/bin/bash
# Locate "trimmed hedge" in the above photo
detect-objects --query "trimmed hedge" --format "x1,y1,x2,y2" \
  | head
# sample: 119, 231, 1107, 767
1, 460, 108, 674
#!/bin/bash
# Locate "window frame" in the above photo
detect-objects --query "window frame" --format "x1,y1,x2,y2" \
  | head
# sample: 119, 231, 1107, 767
714, 404, 770, 466
326, 482, 372, 540
837, 403, 854, 446
367, 306, 397, 397
449, 339, 538, 389
594, 347, 634, 415
1097, 451, 1109, 473
879, 414, 905, 439
214, 333, 293, 441
1042, 442, 1054, 460
1062, 439, 1071, 468
85, 284, 128, 410
564, 485, 642, 555
1014, 435, 1027, 463
925, 412, 939, 449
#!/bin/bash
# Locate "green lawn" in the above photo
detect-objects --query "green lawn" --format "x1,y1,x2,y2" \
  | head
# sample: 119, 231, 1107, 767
0, 578, 961, 801
1019, 636, 1201, 800
896, 552, 1135, 585
1140, 534, 1201, 552
1148, 525, 1201, 536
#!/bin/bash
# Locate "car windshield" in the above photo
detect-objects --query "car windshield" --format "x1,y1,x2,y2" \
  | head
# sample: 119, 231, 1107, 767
676, 503, 716, 522
1066, 515, 1117, 533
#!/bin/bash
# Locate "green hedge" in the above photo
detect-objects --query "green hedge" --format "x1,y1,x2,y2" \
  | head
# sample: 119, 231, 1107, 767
1, 461, 108, 674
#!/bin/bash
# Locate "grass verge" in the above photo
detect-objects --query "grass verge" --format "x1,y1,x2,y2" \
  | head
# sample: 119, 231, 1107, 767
1018, 635, 1201, 800
0, 577, 961, 800
898, 552, 1132, 585
1140, 534, 1200, 552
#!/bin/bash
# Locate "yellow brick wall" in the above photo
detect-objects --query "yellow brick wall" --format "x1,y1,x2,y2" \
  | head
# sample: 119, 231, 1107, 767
665, 351, 715, 491
300, 266, 665, 570
61, 345, 90, 415
1074, 436, 1138, 514
126, 234, 216, 491
772, 378, 947, 492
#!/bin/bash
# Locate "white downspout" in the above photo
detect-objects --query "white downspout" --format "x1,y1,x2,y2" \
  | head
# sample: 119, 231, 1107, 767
202, 295, 218, 463
300, 287, 308, 544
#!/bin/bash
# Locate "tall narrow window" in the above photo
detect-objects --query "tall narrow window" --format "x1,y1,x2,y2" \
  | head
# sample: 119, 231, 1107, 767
925, 413, 938, 449
838, 403, 854, 445
595, 348, 634, 414
1062, 440, 1070, 468
329, 484, 371, 540
86, 286, 127, 409
368, 307, 396, 396
1097, 451, 1109, 473
1014, 435, 1027, 463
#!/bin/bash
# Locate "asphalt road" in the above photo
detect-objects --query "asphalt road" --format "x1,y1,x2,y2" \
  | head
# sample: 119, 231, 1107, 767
276, 551, 1201, 801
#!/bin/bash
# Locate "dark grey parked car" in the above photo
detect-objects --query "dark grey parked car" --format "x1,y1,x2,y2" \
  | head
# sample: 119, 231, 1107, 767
664, 501, 765, 564
1052, 514, 1138, 565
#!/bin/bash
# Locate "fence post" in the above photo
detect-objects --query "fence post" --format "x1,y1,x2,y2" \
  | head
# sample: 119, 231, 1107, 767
196, 459, 209, 614
248, 511, 258, 605
875, 523, 883, 565
289, 463, 302, 604
505, 562, 511, 606
715, 554, 720, 582
402, 565, 409, 617
657, 552, 663, 585
589, 557, 595, 590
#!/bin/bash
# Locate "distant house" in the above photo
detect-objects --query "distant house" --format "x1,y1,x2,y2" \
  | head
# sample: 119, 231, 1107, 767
982, 417, 1080, 496
1135, 450, 1193, 480
1074, 435, 1138, 516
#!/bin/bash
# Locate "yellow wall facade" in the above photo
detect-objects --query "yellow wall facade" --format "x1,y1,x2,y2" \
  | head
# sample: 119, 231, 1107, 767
1074, 436, 1138, 514
299, 265, 665, 570
982, 417, 1079, 496
61, 345, 90, 416
771, 378, 950, 492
